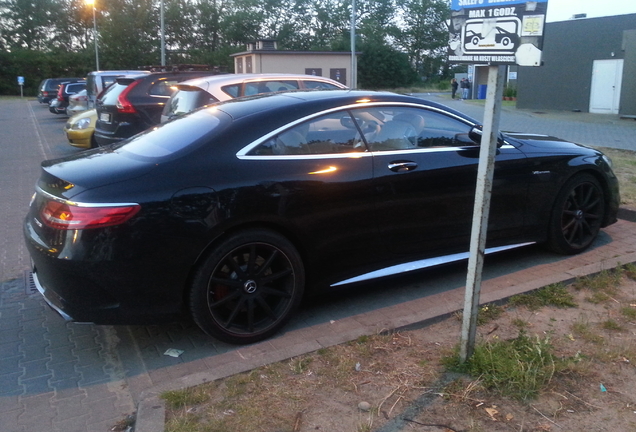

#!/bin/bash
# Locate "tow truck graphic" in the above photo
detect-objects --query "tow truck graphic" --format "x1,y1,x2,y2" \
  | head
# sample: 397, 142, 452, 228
463, 18, 520, 54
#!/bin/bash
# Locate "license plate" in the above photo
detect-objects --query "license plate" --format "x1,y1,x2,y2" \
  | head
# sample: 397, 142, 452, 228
99, 112, 111, 123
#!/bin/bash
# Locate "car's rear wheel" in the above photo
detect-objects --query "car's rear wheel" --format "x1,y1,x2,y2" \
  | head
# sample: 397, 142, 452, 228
547, 173, 605, 255
190, 229, 305, 344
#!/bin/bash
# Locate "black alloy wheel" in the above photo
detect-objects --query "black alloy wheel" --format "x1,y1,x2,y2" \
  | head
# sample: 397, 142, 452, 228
190, 229, 305, 344
547, 173, 605, 255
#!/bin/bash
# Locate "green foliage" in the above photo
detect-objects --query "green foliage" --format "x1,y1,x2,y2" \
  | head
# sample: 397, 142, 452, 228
509, 283, 577, 311
358, 42, 418, 89
444, 331, 557, 400
0, 0, 453, 93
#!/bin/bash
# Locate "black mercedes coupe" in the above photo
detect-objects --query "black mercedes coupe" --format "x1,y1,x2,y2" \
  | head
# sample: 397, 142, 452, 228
24, 90, 620, 344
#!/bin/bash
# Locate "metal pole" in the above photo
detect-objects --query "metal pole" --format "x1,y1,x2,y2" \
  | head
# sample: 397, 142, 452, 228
459, 65, 506, 363
160, 0, 166, 67
350, 0, 356, 88
93, 5, 99, 71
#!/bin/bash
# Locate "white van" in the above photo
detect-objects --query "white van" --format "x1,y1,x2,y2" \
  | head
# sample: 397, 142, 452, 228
86, 70, 150, 109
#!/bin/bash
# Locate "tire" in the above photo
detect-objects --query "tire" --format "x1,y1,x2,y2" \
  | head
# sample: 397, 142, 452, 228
547, 173, 605, 255
189, 229, 305, 344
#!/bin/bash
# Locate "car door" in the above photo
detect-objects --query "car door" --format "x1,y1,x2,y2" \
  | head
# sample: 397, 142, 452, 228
242, 108, 384, 286
350, 105, 531, 258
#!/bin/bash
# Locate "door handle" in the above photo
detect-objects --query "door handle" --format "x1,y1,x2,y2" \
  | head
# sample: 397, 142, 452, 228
388, 161, 418, 172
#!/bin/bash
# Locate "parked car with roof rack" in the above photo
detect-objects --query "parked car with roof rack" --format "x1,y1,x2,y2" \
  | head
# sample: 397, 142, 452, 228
94, 70, 223, 146
161, 73, 347, 123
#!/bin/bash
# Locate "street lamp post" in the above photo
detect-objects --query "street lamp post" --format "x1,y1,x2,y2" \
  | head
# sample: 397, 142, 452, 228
85, 0, 99, 71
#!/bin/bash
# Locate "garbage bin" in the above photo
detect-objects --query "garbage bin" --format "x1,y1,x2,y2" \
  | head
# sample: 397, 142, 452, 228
478, 84, 487, 99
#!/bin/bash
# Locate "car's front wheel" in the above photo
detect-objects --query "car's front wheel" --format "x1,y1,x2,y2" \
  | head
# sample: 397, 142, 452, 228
547, 173, 605, 255
189, 229, 305, 344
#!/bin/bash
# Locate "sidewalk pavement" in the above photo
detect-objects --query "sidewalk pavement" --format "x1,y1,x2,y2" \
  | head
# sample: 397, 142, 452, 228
133, 215, 636, 432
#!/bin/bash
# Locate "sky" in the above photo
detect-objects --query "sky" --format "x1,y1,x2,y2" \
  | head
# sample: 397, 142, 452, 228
545, 0, 636, 22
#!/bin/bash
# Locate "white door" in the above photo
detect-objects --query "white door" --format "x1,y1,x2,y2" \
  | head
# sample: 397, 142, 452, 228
589, 59, 623, 114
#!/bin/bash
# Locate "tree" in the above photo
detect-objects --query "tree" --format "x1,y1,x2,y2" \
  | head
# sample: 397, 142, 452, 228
358, 40, 418, 89
391, 0, 450, 80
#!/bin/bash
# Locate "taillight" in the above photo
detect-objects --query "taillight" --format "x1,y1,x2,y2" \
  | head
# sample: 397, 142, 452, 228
41, 199, 141, 230
57, 85, 65, 102
116, 80, 140, 114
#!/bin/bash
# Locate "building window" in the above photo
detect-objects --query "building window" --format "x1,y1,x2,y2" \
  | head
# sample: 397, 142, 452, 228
305, 68, 322, 76
246, 56, 253, 73
330, 68, 346, 85
236, 58, 243, 73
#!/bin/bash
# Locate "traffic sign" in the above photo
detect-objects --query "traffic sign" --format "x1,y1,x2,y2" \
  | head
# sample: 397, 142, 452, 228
17, 76, 24, 85
448, 0, 548, 66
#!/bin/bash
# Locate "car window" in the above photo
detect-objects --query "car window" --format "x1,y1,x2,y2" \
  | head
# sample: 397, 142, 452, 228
221, 84, 240, 98
248, 111, 364, 156
244, 80, 299, 96
162, 88, 219, 121
149, 79, 180, 97
65, 83, 86, 94
99, 82, 128, 105
303, 80, 341, 90
349, 107, 475, 151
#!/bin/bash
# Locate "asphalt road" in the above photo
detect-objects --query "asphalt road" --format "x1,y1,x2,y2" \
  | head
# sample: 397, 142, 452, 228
0, 95, 635, 432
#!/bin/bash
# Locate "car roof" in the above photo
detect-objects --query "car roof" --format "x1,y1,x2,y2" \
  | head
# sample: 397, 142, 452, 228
179, 73, 347, 91
212, 89, 477, 124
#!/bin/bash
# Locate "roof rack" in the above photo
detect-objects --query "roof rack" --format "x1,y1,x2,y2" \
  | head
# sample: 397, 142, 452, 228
140, 64, 222, 72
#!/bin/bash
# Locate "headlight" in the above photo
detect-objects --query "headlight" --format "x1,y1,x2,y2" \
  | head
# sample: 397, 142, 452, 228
602, 154, 613, 169
72, 117, 91, 130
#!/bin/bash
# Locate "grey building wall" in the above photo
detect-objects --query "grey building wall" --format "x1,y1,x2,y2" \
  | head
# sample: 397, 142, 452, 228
517, 13, 636, 114
621, 29, 636, 118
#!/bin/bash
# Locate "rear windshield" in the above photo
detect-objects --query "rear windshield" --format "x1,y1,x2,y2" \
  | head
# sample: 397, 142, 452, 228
114, 108, 227, 159
65, 82, 86, 94
98, 82, 129, 105
162, 88, 218, 120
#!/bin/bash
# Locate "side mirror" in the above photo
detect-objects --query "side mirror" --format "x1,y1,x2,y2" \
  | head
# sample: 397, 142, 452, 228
468, 125, 505, 147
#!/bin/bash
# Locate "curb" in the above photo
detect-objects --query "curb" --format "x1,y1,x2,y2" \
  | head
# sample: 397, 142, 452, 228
133, 213, 636, 432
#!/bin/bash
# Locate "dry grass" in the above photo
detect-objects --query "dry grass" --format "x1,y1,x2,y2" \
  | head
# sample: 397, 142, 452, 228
162, 267, 636, 432
596, 147, 636, 206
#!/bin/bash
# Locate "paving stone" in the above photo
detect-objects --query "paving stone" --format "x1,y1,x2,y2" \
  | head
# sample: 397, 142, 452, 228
20, 374, 52, 395
19, 358, 50, 380
48, 361, 81, 383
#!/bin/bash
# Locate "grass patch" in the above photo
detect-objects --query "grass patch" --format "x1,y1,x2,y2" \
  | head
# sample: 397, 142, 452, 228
595, 147, 636, 206
477, 303, 504, 325
571, 318, 604, 344
443, 331, 557, 401
621, 306, 636, 320
509, 283, 577, 311
601, 319, 623, 331
161, 386, 211, 409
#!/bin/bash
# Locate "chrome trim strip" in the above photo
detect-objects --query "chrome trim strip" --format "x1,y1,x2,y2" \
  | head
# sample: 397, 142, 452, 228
36, 186, 139, 208
32, 271, 73, 321
236, 101, 478, 158
237, 144, 516, 161
330, 242, 535, 287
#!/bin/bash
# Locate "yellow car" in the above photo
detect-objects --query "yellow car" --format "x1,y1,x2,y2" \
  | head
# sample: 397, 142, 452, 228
64, 109, 97, 148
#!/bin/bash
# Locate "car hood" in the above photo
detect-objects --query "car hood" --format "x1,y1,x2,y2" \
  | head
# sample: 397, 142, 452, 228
502, 132, 592, 151
40, 147, 155, 199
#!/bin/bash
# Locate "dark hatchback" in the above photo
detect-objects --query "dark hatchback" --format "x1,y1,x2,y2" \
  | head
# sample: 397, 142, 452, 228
49, 81, 87, 115
94, 71, 221, 146
38, 77, 83, 104
24, 90, 620, 344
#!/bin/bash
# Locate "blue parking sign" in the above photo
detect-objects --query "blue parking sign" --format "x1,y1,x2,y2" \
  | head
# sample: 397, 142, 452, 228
17, 76, 25, 85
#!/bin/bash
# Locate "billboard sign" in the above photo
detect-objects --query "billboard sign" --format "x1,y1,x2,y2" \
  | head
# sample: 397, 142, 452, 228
448, 0, 548, 66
